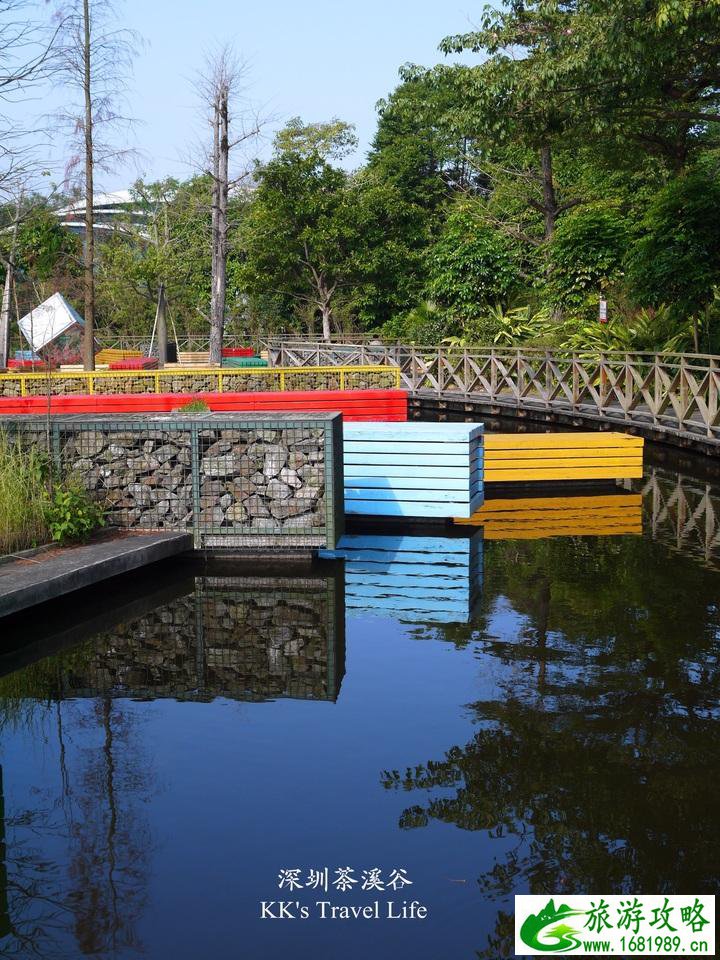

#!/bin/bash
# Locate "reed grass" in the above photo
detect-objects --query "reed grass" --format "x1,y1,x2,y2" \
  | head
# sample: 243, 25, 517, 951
0, 430, 50, 555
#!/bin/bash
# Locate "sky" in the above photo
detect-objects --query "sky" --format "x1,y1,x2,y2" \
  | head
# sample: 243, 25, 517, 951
41, 0, 482, 193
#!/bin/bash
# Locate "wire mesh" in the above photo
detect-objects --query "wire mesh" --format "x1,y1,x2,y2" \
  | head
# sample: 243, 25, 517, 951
53, 575, 344, 702
3, 412, 343, 548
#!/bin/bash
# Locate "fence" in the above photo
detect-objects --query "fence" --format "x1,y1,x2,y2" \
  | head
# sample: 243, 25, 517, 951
267, 342, 720, 446
0, 364, 400, 399
2, 413, 345, 549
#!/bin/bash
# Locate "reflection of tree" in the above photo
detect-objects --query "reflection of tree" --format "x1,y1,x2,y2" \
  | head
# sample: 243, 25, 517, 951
382, 537, 720, 953
65, 698, 153, 956
0, 691, 155, 957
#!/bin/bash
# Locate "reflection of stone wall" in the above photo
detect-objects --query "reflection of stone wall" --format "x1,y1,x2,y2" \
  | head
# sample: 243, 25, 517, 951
61, 577, 345, 702
3, 413, 344, 548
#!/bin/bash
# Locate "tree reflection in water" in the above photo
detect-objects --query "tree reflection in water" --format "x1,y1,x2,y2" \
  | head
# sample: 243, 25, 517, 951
382, 536, 720, 957
0, 694, 154, 958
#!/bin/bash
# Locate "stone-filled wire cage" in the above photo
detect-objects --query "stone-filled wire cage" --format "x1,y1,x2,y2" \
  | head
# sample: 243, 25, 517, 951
1, 413, 345, 549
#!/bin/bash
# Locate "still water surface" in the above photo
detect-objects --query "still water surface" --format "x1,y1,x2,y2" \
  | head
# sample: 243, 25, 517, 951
0, 463, 719, 959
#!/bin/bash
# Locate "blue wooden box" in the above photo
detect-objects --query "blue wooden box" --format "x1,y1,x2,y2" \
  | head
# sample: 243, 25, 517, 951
343, 422, 484, 518
319, 532, 483, 624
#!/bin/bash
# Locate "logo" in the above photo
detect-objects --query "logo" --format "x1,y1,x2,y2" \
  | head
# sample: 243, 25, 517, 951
519, 900, 585, 953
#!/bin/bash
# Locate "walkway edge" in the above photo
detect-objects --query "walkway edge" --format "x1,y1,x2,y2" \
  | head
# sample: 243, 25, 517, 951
0, 532, 193, 619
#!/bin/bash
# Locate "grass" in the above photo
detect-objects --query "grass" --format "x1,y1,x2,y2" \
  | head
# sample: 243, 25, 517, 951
0, 430, 50, 554
175, 398, 211, 414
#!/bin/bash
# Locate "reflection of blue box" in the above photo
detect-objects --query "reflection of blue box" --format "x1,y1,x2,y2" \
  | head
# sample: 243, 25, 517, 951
343, 422, 484, 518
319, 531, 483, 624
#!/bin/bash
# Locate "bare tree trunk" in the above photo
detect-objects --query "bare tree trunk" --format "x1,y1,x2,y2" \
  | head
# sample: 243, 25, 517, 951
0, 201, 21, 370
539, 144, 558, 241
209, 83, 229, 366
82, 0, 95, 371
156, 283, 168, 368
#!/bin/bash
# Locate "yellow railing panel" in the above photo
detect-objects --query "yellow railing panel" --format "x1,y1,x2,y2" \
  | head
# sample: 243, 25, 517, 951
0, 365, 397, 398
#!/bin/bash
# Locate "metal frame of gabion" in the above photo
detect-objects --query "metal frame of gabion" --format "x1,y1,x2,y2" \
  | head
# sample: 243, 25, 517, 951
1, 412, 345, 550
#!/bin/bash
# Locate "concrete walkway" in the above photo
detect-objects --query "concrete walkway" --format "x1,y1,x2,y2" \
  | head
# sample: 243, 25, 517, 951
0, 532, 193, 619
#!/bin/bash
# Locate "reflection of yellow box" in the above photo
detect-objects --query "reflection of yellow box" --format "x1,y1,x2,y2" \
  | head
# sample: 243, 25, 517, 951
455, 493, 643, 539
483, 432, 644, 483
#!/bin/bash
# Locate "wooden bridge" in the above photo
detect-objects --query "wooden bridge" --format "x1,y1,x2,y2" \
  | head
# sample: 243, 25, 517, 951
267, 342, 720, 454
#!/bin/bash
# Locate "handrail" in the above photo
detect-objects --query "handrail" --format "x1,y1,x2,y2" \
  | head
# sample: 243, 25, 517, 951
266, 342, 720, 446
0, 364, 400, 398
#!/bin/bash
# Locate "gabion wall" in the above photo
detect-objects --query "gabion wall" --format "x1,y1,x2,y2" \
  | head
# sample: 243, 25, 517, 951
3, 413, 344, 549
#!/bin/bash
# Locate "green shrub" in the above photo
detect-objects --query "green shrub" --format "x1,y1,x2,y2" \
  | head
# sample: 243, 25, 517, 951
627, 168, 720, 319
547, 206, 630, 310
427, 201, 522, 320
44, 484, 105, 544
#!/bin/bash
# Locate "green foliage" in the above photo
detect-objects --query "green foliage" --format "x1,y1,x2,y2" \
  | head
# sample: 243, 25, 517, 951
44, 484, 104, 544
380, 301, 449, 345
547, 207, 630, 309
0, 433, 49, 554
175, 398, 211, 413
627, 168, 720, 319
427, 202, 522, 320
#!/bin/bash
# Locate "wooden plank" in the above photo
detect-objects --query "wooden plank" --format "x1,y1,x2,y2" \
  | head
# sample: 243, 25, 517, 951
344, 453, 469, 466
484, 432, 643, 450
484, 447, 644, 461
344, 440, 472, 455
344, 422, 483, 441
345, 499, 471, 517
345, 487, 470, 503
486, 456, 642, 469
485, 465, 644, 481
345, 464, 470, 479
345, 475, 470, 490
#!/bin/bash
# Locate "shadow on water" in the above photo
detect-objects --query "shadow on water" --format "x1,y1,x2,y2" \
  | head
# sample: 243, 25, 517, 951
0, 452, 719, 958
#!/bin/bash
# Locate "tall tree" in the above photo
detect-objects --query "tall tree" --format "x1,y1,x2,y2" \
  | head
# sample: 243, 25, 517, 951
55, 0, 139, 370
197, 48, 259, 365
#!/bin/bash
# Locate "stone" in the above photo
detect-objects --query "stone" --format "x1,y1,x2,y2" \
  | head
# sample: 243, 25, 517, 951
269, 498, 311, 520
219, 493, 233, 509
201, 455, 238, 478
245, 495, 270, 518
153, 444, 179, 464
75, 431, 106, 457
266, 479, 291, 500
225, 502, 247, 523
199, 506, 224, 526
279, 467, 302, 488
263, 446, 288, 479
128, 483, 153, 506
204, 439, 232, 457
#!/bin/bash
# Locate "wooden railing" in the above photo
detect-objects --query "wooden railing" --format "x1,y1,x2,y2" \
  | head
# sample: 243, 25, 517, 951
0, 364, 399, 398
267, 342, 720, 446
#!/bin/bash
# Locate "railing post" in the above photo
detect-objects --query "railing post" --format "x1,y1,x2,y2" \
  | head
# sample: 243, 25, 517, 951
599, 353, 608, 410
680, 355, 688, 426
572, 354, 579, 408
437, 347, 445, 394
709, 358, 718, 437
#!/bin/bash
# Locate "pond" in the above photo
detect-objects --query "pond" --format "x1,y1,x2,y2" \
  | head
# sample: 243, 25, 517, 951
0, 458, 719, 959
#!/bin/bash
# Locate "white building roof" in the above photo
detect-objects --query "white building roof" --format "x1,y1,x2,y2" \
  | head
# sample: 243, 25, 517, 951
18, 293, 84, 352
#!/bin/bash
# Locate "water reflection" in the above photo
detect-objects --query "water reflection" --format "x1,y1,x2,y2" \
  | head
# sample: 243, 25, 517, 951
1, 573, 345, 704
0, 463, 719, 959
321, 531, 483, 623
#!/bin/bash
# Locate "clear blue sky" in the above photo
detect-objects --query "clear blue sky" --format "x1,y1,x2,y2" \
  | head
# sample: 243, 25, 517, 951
100, 0, 481, 189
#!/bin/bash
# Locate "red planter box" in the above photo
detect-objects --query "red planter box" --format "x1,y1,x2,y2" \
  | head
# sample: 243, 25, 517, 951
222, 347, 255, 357
0, 388, 408, 421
